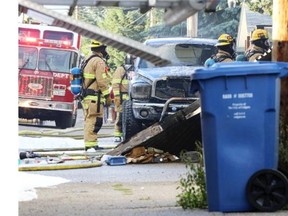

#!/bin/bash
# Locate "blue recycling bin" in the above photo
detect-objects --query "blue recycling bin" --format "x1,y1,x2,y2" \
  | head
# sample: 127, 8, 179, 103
191, 62, 288, 212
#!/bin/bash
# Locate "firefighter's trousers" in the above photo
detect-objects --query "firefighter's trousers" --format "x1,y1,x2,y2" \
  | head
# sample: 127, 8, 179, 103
82, 98, 104, 148
114, 97, 124, 137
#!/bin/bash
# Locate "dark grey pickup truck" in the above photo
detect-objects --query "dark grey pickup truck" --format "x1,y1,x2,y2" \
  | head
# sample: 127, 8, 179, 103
122, 37, 218, 141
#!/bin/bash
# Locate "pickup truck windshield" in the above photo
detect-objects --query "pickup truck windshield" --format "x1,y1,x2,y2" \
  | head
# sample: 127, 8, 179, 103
138, 43, 216, 68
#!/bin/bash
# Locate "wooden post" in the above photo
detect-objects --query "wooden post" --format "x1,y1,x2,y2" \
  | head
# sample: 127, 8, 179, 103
245, 35, 250, 50
272, 0, 288, 126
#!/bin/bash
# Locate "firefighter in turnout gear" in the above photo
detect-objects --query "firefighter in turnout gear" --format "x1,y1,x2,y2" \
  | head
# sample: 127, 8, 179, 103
204, 33, 236, 67
111, 56, 135, 142
82, 40, 111, 151
244, 29, 272, 62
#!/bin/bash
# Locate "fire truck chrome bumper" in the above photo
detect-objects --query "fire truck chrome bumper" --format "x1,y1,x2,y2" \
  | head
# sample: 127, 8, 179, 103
18, 98, 74, 112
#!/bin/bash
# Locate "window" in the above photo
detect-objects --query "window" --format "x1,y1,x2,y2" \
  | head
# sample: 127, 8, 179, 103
43, 30, 74, 45
18, 47, 38, 70
38, 48, 78, 72
19, 28, 40, 38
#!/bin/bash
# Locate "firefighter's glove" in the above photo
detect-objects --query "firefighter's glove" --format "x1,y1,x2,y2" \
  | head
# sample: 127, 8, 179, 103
105, 95, 112, 107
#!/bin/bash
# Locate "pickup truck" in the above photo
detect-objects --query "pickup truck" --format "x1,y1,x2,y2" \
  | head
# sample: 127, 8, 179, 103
122, 37, 218, 141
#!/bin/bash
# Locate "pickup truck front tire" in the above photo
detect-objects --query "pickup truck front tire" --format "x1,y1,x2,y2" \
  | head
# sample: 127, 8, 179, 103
122, 100, 143, 141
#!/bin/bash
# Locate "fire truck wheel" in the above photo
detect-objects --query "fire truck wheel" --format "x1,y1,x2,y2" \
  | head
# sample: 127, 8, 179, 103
55, 112, 73, 129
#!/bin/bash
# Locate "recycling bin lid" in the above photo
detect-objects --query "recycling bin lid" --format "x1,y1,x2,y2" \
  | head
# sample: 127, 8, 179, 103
191, 61, 288, 80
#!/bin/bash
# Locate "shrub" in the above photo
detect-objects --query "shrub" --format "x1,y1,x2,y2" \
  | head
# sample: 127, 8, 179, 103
176, 142, 207, 209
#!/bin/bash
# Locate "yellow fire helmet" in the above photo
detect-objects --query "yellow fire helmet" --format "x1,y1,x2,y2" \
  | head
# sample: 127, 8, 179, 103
215, 34, 234, 47
251, 29, 269, 42
90, 39, 105, 48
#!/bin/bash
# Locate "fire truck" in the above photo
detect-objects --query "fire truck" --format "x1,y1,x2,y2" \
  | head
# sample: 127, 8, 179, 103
18, 23, 83, 129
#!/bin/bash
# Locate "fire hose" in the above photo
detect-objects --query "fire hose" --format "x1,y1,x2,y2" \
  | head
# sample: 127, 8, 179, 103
18, 125, 114, 139
18, 126, 115, 171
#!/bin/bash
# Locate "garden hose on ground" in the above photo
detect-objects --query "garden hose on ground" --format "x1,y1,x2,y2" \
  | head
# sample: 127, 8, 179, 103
18, 149, 107, 171
23, 146, 115, 153
18, 125, 116, 171
19, 126, 114, 139
18, 159, 103, 171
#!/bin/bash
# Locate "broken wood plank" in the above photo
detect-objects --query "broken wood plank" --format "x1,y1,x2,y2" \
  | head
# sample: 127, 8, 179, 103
107, 100, 202, 157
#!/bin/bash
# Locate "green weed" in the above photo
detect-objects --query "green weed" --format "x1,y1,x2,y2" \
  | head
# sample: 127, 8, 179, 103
176, 141, 207, 210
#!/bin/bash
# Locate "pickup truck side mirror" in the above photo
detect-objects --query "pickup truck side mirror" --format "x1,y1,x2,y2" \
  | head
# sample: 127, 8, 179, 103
125, 54, 137, 65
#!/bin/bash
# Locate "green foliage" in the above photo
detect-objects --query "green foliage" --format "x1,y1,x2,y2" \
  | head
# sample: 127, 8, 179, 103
77, 6, 105, 25
77, 7, 149, 70
143, 22, 187, 39
143, 8, 187, 38
176, 142, 207, 209
79, 37, 90, 57
246, 0, 273, 15
97, 8, 146, 40
76, 6, 190, 70
97, 8, 148, 69
198, 0, 241, 39
77, 6, 106, 57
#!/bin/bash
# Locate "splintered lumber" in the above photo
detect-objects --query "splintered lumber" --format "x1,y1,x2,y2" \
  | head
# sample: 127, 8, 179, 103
107, 100, 202, 157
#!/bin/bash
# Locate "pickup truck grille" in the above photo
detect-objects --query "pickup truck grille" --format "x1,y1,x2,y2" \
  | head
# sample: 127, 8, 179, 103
19, 74, 53, 99
155, 79, 188, 99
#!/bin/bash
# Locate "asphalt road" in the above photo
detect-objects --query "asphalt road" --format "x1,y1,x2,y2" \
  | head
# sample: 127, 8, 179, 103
19, 109, 195, 216
18, 162, 288, 216
18, 109, 288, 216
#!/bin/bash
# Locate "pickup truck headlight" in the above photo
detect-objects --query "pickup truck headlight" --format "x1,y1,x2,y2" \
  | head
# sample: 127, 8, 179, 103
131, 82, 151, 99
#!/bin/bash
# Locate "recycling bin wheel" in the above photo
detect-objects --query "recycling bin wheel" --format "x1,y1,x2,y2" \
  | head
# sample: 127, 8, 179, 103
246, 169, 288, 212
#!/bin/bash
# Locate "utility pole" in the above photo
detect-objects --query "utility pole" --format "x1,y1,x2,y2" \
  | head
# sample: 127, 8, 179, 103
187, 13, 198, 37
149, 8, 155, 27
272, 0, 288, 126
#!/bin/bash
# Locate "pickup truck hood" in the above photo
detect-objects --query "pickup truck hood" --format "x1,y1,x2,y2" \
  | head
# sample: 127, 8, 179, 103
136, 66, 202, 81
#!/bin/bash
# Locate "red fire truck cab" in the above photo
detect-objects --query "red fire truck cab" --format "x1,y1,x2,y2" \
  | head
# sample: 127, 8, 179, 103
18, 23, 83, 129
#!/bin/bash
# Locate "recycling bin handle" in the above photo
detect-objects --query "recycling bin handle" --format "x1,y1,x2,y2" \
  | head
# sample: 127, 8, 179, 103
280, 66, 288, 78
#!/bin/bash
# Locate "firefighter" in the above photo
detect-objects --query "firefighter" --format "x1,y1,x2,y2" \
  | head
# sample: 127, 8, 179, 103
103, 59, 113, 124
111, 56, 135, 142
204, 33, 236, 67
82, 40, 111, 151
235, 54, 247, 61
244, 29, 272, 62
